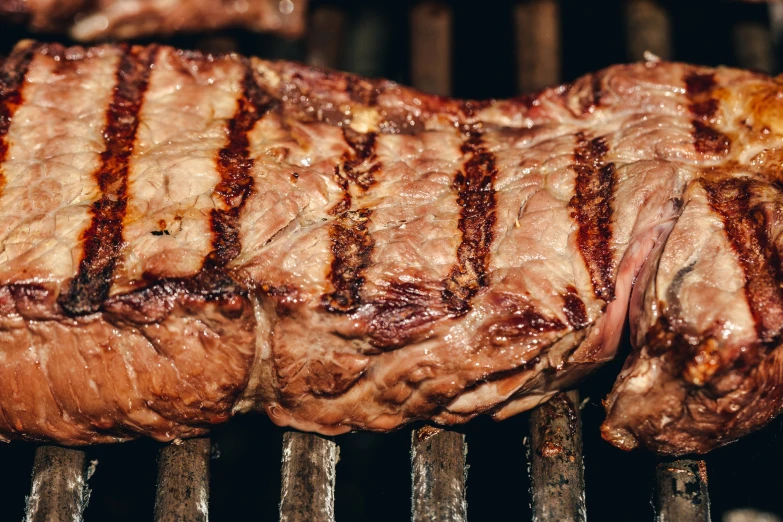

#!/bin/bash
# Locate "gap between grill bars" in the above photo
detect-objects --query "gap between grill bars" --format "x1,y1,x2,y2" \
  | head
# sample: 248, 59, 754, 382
409, 5, 468, 521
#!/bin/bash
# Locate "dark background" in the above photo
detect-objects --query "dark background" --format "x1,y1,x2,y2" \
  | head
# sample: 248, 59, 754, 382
1, 1, 782, 520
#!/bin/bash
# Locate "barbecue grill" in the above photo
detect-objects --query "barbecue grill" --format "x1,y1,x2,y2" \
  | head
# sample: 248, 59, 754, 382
2, 1, 783, 521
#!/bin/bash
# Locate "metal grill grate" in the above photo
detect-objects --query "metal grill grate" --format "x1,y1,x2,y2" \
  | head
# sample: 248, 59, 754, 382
25, 446, 89, 522
7, 1, 783, 521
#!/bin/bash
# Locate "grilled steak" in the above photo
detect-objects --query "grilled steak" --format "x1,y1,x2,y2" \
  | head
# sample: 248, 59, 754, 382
0, 42, 779, 451
0, 0, 307, 40
601, 74, 783, 454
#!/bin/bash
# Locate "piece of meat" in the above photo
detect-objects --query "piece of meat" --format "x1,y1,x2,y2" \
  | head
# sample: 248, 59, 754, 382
602, 71, 783, 454
0, 0, 307, 40
0, 42, 777, 450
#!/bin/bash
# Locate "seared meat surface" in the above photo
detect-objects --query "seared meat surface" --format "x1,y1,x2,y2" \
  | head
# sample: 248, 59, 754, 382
0, 42, 780, 453
601, 74, 783, 454
0, 0, 307, 40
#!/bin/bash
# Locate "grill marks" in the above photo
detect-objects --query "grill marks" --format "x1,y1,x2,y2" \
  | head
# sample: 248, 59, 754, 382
563, 286, 589, 329
693, 121, 731, 157
482, 308, 566, 348
342, 129, 380, 191
0, 42, 37, 198
442, 132, 498, 315
103, 61, 277, 310
327, 128, 379, 216
323, 209, 375, 313
579, 73, 604, 116
322, 128, 379, 313
57, 50, 276, 315
365, 282, 447, 349
58, 46, 158, 316
685, 72, 731, 157
702, 177, 783, 343
206, 63, 276, 274
569, 132, 616, 302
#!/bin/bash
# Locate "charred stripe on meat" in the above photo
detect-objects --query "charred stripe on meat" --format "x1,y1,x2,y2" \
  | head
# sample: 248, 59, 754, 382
569, 132, 616, 302
0, 41, 37, 198
322, 128, 379, 313
206, 62, 277, 274
59, 45, 158, 316
563, 285, 589, 329
342, 128, 380, 191
100, 63, 275, 308
685, 72, 731, 156
579, 73, 605, 116
702, 177, 783, 343
442, 132, 498, 315
323, 208, 375, 313
364, 281, 447, 349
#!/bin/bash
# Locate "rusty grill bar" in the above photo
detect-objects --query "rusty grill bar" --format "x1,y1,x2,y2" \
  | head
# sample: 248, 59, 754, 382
153, 438, 211, 522
411, 427, 468, 522
655, 459, 711, 522
24, 446, 89, 522
7, 1, 783, 520
528, 391, 586, 522
408, 8, 469, 522
279, 432, 338, 522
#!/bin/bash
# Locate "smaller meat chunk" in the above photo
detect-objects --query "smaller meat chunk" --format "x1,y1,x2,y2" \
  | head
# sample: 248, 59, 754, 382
0, 0, 307, 41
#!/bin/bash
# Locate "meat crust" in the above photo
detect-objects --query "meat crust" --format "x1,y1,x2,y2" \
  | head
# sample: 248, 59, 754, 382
0, 42, 781, 452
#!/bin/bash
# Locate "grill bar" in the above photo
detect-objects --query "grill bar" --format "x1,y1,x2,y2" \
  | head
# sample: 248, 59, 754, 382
622, 7, 717, 521
515, 12, 588, 520
514, 0, 561, 92
734, 4, 776, 75
625, 0, 672, 61
411, 1, 453, 96
654, 459, 711, 522
24, 446, 89, 522
307, 6, 346, 69
408, 12, 469, 520
734, 20, 775, 73
771, 2, 783, 48
343, 6, 389, 78
724, 509, 783, 522
153, 438, 211, 522
279, 432, 338, 522
410, 427, 468, 522
528, 390, 586, 522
